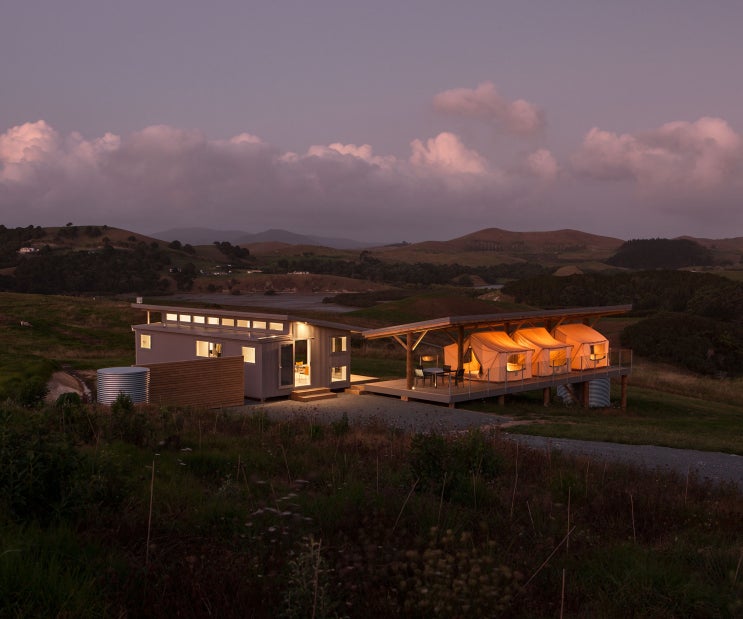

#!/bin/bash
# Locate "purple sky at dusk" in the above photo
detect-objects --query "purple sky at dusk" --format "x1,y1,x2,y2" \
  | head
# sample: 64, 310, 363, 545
1, 1, 742, 243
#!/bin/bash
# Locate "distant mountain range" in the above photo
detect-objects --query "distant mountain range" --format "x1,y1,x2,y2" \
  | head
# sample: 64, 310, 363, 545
148, 227, 374, 250
146, 226, 743, 266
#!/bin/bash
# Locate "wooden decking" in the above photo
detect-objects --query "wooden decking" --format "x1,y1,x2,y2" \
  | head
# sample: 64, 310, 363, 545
356, 364, 631, 407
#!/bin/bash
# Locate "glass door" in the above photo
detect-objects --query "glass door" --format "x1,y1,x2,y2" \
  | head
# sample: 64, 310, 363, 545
294, 339, 311, 386
280, 343, 294, 387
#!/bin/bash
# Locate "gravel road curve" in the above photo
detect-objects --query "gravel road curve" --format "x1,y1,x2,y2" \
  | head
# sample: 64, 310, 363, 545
239, 393, 743, 492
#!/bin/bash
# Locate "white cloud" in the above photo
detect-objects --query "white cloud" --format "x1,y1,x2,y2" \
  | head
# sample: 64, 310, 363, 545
572, 117, 743, 188
409, 132, 488, 175
1, 116, 740, 242
526, 148, 558, 182
433, 82, 544, 135
0, 120, 59, 164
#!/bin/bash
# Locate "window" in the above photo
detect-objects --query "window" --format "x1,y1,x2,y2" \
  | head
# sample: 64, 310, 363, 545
242, 346, 256, 363
140, 334, 151, 349
222, 318, 235, 327
253, 320, 266, 330
165, 313, 178, 322
237, 319, 250, 328
196, 340, 222, 358
207, 316, 220, 325
193, 315, 205, 324
269, 322, 283, 331
179, 314, 191, 323
331, 365, 347, 382
506, 354, 524, 372
331, 336, 347, 353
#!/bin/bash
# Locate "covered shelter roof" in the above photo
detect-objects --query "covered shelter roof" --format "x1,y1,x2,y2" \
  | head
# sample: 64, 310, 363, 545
362, 305, 632, 342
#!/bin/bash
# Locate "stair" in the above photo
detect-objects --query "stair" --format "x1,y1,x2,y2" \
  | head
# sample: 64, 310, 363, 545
345, 385, 368, 396
290, 388, 337, 402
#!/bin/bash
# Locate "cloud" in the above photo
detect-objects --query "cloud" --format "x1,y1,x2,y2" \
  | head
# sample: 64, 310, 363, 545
409, 132, 489, 175
0, 121, 531, 240
2, 116, 739, 243
526, 148, 558, 182
433, 82, 544, 135
572, 117, 743, 188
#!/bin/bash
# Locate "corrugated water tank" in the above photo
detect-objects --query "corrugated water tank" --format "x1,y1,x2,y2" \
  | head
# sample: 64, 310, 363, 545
97, 366, 149, 404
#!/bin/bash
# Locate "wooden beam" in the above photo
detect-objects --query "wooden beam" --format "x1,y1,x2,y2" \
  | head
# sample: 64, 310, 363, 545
406, 332, 414, 390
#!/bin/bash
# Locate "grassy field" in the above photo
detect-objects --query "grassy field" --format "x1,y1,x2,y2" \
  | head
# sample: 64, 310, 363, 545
2, 291, 743, 617
2, 398, 741, 617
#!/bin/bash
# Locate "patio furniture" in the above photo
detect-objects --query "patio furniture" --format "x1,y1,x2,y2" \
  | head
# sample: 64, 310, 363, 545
452, 368, 465, 386
414, 368, 430, 387
423, 367, 445, 387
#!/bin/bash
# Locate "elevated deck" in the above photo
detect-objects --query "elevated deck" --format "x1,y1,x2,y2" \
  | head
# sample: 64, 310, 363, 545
359, 363, 630, 408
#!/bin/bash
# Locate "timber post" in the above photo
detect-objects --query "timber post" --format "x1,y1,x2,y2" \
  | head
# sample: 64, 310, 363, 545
406, 332, 414, 390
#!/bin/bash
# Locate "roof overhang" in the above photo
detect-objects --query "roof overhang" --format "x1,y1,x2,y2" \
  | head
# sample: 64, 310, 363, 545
362, 305, 632, 340
131, 302, 364, 333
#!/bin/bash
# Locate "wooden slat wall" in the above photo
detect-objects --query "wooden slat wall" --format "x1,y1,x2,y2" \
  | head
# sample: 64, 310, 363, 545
139, 356, 245, 408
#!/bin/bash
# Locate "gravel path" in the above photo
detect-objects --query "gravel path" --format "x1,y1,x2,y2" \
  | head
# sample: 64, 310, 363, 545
239, 393, 743, 492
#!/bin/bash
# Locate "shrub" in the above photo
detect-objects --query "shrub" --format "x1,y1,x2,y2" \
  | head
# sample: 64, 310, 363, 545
108, 393, 152, 446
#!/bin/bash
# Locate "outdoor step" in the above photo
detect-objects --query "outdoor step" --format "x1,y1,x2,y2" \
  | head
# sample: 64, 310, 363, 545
345, 385, 367, 395
290, 388, 337, 402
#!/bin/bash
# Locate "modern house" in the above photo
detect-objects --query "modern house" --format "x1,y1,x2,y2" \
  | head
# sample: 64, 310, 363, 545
131, 303, 360, 402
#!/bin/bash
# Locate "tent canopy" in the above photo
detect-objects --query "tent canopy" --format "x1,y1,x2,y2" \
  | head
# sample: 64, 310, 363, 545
552, 323, 609, 370
445, 331, 533, 382
512, 327, 572, 376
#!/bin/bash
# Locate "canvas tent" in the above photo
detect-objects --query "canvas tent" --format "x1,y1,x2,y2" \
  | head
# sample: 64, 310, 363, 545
512, 327, 573, 376
444, 331, 533, 382
552, 323, 609, 370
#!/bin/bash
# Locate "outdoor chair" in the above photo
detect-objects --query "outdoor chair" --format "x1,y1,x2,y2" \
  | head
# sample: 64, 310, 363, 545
452, 368, 465, 386
441, 364, 452, 383
414, 367, 430, 387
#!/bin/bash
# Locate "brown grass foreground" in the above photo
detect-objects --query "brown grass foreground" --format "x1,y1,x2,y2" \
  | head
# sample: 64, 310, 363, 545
3, 396, 742, 618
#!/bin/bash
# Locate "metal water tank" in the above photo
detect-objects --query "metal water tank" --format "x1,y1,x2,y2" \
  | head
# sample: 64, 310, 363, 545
96, 366, 149, 404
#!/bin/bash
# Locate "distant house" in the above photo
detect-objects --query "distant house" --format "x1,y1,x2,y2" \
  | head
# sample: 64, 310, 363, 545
18, 247, 39, 254
131, 303, 360, 402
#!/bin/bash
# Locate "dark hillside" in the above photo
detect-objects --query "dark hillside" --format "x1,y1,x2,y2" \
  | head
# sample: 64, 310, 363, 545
607, 238, 714, 269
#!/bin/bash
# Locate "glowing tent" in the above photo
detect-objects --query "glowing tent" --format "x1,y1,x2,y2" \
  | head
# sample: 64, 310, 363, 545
444, 331, 533, 382
512, 327, 573, 376
552, 323, 609, 370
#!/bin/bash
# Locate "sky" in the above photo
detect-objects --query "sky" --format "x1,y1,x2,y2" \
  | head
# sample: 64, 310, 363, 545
1, 0, 742, 243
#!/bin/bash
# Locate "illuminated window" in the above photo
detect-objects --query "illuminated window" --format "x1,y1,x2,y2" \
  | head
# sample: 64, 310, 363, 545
207, 316, 220, 325
269, 322, 283, 331
193, 315, 205, 324
331, 336, 347, 353
242, 346, 256, 363
140, 334, 151, 349
331, 366, 347, 382
506, 354, 524, 372
222, 318, 235, 327
253, 320, 266, 330
237, 319, 250, 328
196, 340, 222, 358
165, 313, 178, 322
179, 314, 191, 323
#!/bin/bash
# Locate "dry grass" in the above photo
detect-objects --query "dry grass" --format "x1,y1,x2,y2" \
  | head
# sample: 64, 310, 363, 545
630, 358, 743, 406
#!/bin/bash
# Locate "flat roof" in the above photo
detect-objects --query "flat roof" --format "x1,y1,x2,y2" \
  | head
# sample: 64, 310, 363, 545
131, 302, 364, 333
362, 305, 632, 340
132, 322, 291, 342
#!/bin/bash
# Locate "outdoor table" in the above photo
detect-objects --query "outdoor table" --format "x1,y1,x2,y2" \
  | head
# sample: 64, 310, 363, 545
423, 367, 445, 387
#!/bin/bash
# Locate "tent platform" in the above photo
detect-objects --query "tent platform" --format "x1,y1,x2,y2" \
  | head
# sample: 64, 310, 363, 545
357, 365, 631, 408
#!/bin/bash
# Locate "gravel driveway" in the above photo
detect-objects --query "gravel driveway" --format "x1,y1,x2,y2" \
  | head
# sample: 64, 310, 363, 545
239, 393, 743, 492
